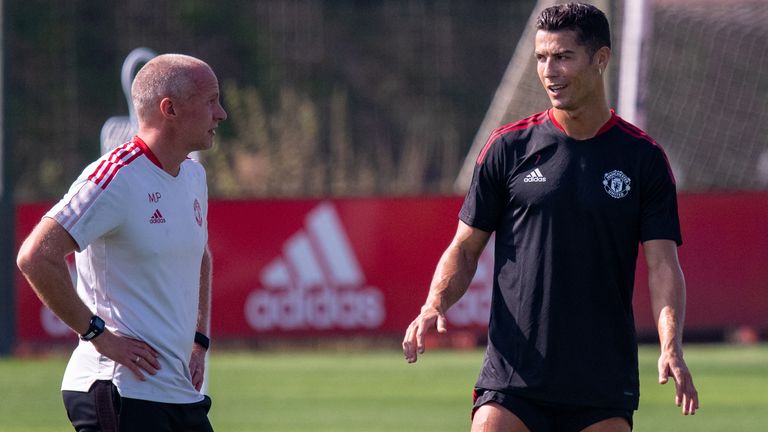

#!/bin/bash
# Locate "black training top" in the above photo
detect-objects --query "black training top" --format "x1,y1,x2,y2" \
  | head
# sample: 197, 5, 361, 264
460, 109, 681, 410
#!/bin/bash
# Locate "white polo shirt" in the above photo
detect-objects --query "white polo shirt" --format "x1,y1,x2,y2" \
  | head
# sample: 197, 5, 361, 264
46, 137, 208, 404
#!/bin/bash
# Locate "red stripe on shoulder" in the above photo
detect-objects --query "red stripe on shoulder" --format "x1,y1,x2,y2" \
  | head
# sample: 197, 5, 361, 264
615, 118, 677, 184
87, 141, 143, 189
476, 111, 547, 164
87, 142, 132, 184
615, 118, 657, 144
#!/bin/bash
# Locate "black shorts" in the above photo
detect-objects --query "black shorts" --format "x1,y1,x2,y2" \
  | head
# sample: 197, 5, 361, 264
472, 387, 633, 432
62, 380, 213, 432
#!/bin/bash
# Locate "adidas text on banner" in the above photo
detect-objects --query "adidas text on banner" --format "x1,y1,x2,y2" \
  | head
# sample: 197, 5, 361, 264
244, 202, 385, 331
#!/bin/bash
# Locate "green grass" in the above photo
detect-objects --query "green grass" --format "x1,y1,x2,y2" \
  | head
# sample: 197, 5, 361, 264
0, 345, 766, 431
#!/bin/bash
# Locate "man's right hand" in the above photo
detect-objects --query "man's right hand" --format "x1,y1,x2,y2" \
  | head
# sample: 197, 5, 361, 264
402, 221, 490, 364
402, 305, 448, 363
91, 331, 161, 380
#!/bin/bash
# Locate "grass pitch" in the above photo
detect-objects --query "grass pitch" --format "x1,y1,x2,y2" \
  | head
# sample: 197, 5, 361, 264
0, 344, 766, 431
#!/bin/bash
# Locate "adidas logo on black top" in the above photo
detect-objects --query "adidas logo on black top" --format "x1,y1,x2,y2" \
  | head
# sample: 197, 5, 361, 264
523, 168, 547, 183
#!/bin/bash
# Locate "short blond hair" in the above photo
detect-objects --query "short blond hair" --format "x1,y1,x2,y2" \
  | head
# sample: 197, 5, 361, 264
131, 54, 211, 120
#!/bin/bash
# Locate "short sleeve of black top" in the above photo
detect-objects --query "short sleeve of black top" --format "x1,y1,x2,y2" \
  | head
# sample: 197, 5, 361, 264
460, 110, 681, 411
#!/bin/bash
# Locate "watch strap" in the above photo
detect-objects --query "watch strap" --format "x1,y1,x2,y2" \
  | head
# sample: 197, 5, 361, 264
194, 331, 210, 350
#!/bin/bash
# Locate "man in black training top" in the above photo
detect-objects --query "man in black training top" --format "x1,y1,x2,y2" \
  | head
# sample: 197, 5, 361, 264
402, 3, 698, 431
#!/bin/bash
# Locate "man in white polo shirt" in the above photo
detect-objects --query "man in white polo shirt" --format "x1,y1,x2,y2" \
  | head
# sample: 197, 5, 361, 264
17, 53, 227, 431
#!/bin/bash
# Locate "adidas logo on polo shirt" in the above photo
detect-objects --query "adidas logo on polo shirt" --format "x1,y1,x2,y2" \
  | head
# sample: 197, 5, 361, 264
523, 168, 547, 183
149, 209, 166, 224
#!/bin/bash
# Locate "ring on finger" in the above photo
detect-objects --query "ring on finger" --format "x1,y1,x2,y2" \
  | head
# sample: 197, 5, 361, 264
135, 356, 140, 363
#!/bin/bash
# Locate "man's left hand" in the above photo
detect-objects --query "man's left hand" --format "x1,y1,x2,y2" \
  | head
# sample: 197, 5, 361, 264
190, 345, 207, 391
658, 350, 699, 415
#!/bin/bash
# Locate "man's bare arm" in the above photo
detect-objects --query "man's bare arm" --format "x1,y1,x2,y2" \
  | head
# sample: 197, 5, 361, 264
644, 239, 699, 415
402, 221, 491, 363
191, 244, 212, 391
17, 217, 160, 380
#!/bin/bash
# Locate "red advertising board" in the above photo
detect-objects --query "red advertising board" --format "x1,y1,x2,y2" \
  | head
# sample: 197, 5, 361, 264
207, 198, 466, 337
13, 193, 768, 343
635, 192, 768, 334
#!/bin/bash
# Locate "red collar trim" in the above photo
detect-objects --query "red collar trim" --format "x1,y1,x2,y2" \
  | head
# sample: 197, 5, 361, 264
595, 109, 619, 136
548, 109, 565, 132
132, 136, 164, 169
548, 109, 618, 138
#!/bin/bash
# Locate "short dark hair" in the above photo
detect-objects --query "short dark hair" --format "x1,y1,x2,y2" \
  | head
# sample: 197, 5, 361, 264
536, 2, 611, 55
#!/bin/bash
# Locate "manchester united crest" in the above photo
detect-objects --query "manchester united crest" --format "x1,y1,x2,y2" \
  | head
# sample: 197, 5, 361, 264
603, 170, 631, 199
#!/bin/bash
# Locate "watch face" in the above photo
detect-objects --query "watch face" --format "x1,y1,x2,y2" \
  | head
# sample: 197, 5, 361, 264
81, 316, 105, 340
93, 316, 105, 330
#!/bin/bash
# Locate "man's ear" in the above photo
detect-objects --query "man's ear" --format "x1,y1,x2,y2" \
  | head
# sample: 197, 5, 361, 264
595, 46, 611, 71
159, 97, 176, 118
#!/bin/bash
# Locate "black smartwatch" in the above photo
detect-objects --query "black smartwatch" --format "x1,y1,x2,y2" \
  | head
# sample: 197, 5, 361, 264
80, 315, 105, 341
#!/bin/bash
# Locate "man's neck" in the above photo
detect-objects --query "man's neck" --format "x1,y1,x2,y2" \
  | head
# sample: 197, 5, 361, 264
136, 129, 185, 176
551, 104, 612, 140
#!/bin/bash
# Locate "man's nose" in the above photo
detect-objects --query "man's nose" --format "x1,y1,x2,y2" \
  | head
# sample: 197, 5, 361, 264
216, 103, 228, 121
542, 58, 558, 77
